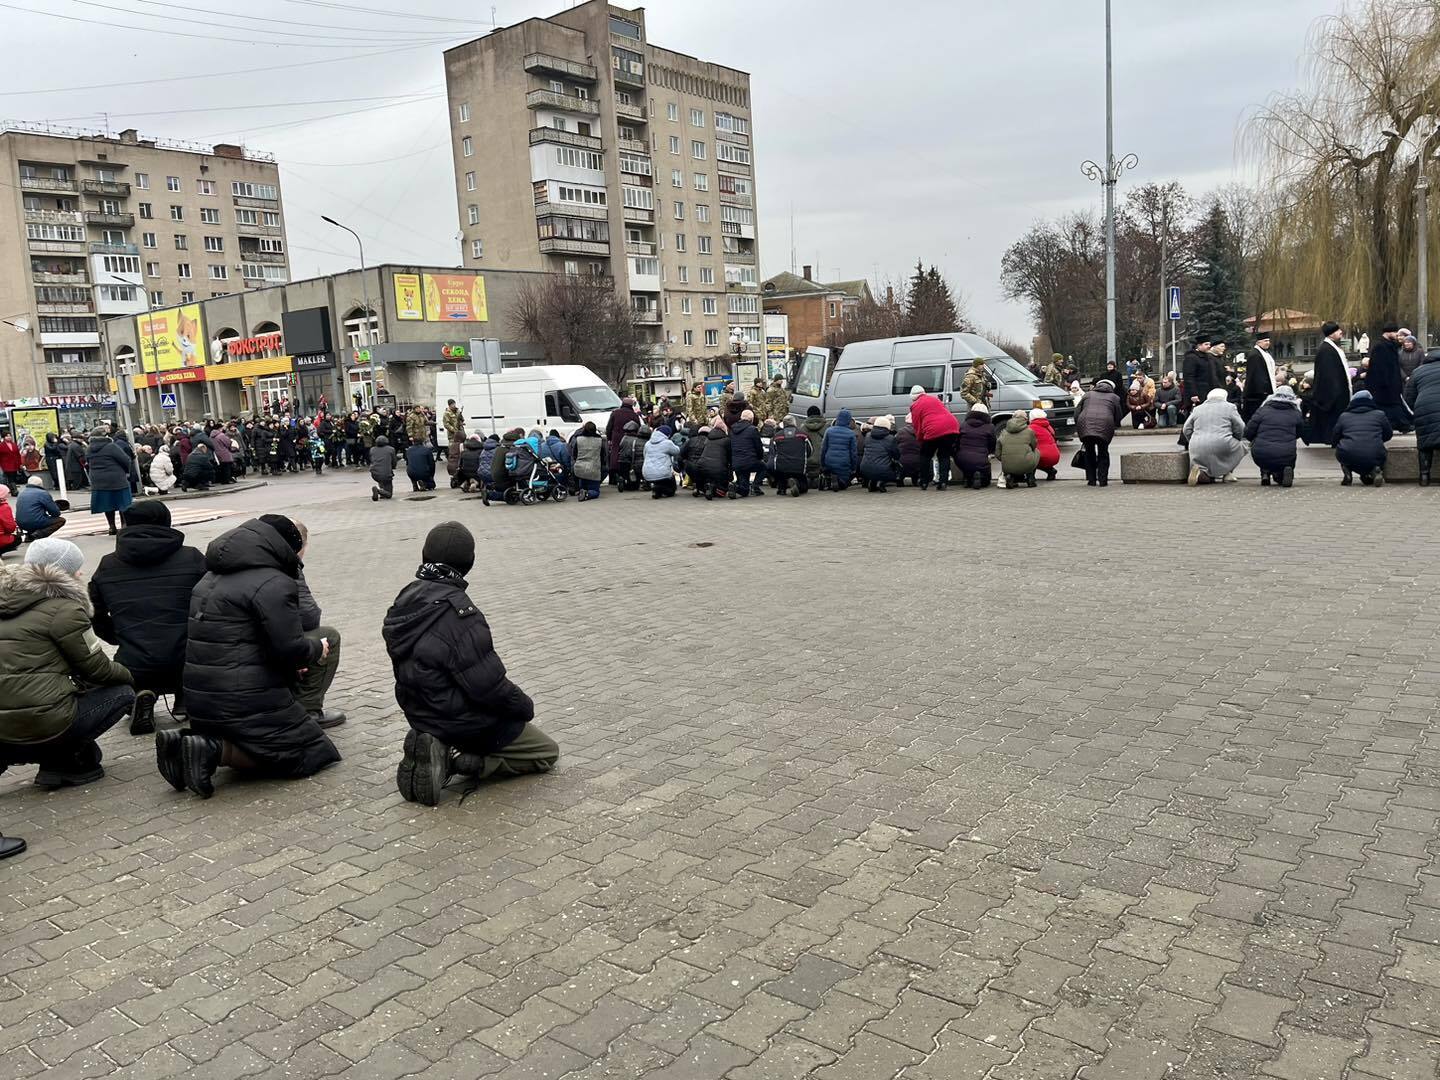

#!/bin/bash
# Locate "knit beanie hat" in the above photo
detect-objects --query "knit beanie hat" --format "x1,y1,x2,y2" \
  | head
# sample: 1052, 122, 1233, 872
658, 424, 674, 437
258, 514, 304, 553
1029, 408, 1046, 421
422, 520, 475, 575
125, 500, 172, 527
807, 405, 822, 417
970, 403, 989, 414
25, 538, 83, 575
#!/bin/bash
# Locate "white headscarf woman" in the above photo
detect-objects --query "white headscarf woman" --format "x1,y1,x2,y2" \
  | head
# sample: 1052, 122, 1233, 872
1183, 388, 1248, 484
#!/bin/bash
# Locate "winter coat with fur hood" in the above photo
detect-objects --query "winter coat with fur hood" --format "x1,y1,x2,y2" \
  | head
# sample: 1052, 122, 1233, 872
0, 563, 132, 745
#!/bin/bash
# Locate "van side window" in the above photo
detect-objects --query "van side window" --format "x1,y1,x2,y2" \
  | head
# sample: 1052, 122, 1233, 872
892, 365, 944, 395
892, 338, 953, 364
794, 352, 826, 398
545, 392, 560, 417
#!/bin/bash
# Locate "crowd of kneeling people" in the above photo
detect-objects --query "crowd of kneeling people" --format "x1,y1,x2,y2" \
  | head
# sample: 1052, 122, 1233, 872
0, 510, 554, 853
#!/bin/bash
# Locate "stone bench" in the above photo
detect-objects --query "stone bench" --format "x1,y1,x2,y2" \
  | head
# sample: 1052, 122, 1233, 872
1121, 451, 1190, 483
1383, 446, 1420, 482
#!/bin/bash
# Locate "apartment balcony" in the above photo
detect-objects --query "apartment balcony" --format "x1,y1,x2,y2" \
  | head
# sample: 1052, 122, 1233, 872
718, 161, 751, 178
28, 240, 85, 255
233, 194, 279, 208
617, 137, 648, 154
722, 221, 757, 240
85, 210, 135, 227
728, 311, 762, 326
619, 168, 651, 186
526, 89, 600, 116
539, 236, 611, 256
614, 102, 647, 123
622, 206, 654, 224
37, 301, 95, 314
633, 308, 661, 325
613, 65, 645, 89
528, 127, 603, 151
625, 241, 656, 257
32, 271, 88, 285
43, 357, 105, 372
724, 250, 756, 264
236, 222, 283, 236
524, 52, 598, 83
89, 241, 139, 256
19, 175, 76, 193
719, 192, 752, 208
239, 248, 286, 264
24, 209, 84, 226
81, 179, 131, 197
534, 200, 609, 221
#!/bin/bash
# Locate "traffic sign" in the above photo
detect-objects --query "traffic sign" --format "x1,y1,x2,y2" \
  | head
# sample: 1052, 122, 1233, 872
160, 392, 178, 409
469, 338, 502, 375
1167, 286, 1182, 321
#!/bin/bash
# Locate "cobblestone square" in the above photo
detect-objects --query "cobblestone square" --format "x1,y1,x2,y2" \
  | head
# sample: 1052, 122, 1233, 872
3, 472, 1439, 1079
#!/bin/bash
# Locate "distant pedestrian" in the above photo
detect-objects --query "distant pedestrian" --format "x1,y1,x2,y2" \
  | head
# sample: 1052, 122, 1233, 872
369, 435, 396, 501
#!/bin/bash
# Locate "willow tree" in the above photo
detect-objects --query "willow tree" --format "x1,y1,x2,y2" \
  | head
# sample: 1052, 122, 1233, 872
1246, 0, 1440, 333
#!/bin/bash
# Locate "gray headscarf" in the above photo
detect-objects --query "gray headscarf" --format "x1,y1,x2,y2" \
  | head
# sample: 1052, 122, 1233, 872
1262, 385, 1301, 410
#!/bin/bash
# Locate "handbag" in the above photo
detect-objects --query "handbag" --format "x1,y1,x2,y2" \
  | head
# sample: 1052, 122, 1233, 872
1070, 449, 1085, 469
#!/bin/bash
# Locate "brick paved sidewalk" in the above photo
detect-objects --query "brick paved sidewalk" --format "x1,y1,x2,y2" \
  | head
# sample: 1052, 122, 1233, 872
2, 474, 1438, 1079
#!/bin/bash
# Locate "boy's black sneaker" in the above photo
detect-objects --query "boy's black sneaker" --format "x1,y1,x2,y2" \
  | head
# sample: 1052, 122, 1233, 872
155, 728, 186, 791
397, 729, 452, 807
129, 690, 157, 736
181, 734, 222, 799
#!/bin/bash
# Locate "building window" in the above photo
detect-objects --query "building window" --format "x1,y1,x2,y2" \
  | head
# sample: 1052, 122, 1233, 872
169, 205, 184, 221
166, 175, 180, 191
174, 234, 187, 250
681, 297, 692, 315
177, 263, 191, 278
180, 290, 195, 303
705, 329, 719, 347
458, 102, 471, 122
145, 261, 159, 276
667, 102, 679, 121
553, 147, 602, 170
673, 201, 684, 220
678, 265, 688, 283
231, 181, 278, 199
204, 236, 224, 252
671, 169, 683, 188
668, 136, 680, 155
683, 329, 694, 346
691, 140, 706, 160
138, 203, 153, 219
696, 204, 710, 223
200, 207, 220, 224
829, 302, 838, 319
262, 211, 280, 227
462, 136, 473, 157
563, 260, 579, 276
698, 235, 712, 254
465, 171, 476, 191
717, 142, 752, 165
150, 290, 163, 306
142, 232, 157, 248
674, 233, 686, 252
699, 267, 714, 284
134, 172, 149, 190
197, 179, 215, 195
622, 185, 654, 210
468, 204, 479, 225
693, 172, 708, 191
702, 297, 717, 315
235, 208, 257, 225
619, 153, 651, 176
690, 108, 705, 127
471, 238, 483, 259
209, 265, 228, 280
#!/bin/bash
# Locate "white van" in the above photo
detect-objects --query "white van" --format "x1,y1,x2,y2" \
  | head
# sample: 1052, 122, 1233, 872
433, 365, 621, 448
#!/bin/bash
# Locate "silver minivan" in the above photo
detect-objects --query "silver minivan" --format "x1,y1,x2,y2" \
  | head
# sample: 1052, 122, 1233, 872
789, 333, 1076, 439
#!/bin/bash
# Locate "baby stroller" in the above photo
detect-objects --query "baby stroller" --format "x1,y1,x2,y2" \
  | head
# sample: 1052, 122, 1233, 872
504, 434, 569, 504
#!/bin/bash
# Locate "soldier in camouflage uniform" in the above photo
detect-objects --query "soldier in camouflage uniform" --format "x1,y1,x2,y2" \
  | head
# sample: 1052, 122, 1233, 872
405, 406, 429, 447
960, 358, 991, 406
766, 378, 792, 423
685, 385, 710, 430
718, 382, 735, 420
358, 414, 377, 453
442, 399, 465, 470
1042, 352, 1065, 387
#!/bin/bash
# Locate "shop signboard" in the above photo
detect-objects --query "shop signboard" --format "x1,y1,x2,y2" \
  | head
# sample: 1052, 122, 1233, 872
394, 273, 423, 321
423, 273, 488, 322
8, 406, 60, 447
136, 303, 208, 372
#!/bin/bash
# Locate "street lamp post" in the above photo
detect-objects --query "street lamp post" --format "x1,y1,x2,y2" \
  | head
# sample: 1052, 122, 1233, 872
1081, 0, 1138, 371
322, 215, 371, 412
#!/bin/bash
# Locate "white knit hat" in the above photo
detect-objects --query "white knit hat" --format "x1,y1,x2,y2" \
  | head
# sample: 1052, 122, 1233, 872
25, 538, 83, 575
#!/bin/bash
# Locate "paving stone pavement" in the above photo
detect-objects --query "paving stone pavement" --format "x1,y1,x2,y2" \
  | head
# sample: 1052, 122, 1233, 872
3, 467, 1440, 1079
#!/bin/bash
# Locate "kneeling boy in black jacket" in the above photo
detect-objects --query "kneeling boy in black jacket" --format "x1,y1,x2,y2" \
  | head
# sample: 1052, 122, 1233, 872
384, 521, 558, 805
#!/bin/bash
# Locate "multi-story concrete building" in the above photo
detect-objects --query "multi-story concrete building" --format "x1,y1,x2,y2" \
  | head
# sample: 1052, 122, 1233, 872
443, 1, 760, 396
0, 123, 288, 401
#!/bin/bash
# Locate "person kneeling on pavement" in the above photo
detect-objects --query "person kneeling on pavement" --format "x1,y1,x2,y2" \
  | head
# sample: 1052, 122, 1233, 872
89, 500, 206, 734
369, 435, 396, 501
0, 539, 135, 789
162, 515, 340, 798
859, 415, 901, 492
385, 522, 558, 806
997, 410, 1040, 488
15, 475, 67, 541
642, 424, 682, 498
1332, 389, 1394, 487
292, 520, 345, 730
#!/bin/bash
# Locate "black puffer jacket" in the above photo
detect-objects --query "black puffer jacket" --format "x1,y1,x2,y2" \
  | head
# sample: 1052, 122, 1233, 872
730, 419, 764, 472
954, 411, 997, 474
859, 427, 901, 480
382, 572, 533, 755
695, 426, 731, 481
89, 524, 207, 688
182, 448, 216, 488
1403, 353, 1440, 449
457, 436, 484, 481
1243, 398, 1303, 471
184, 519, 336, 777
770, 429, 810, 475
1331, 395, 1393, 472
86, 435, 133, 492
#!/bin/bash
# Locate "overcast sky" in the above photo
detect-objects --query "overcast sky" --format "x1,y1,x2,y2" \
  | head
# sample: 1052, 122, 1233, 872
1, 0, 1339, 342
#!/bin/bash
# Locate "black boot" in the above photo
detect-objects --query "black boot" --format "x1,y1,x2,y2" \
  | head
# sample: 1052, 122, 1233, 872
0, 834, 24, 859
1420, 449, 1433, 487
35, 743, 104, 789
180, 734, 222, 799
397, 729, 452, 806
155, 728, 186, 792
1342, 468, 1353, 486
129, 689, 156, 736
1281, 466, 1294, 488
1261, 474, 1271, 487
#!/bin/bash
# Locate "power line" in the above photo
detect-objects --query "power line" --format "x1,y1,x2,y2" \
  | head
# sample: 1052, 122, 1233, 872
200, 95, 445, 139
0, 41, 443, 96
62, 0, 460, 46
281, 141, 451, 168
45, 90, 443, 123
92, 0, 482, 37
0, 1, 456, 48
282, 0, 493, 27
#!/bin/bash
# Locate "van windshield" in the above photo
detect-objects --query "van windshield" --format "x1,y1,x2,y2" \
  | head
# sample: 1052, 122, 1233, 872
564, 385, 622, 412
987, 356, 1040, 385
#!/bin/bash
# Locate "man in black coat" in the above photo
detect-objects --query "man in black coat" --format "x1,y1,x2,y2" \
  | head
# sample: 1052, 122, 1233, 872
89, 500, 206, 735
1180, 333, 1222, 408
1240, 331, 1277, 421
1310, 320, 1353, 445
165, 515, 339, 798
728, 411, 765, 497
384, 522, 557, 806
1365, 324, 1414, 433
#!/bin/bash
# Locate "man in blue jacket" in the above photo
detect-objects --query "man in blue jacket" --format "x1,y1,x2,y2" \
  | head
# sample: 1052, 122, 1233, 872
14, 476, 65, 541
820, 409, 860, 490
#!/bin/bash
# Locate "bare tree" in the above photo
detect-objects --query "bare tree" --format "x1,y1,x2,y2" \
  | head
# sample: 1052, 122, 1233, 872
829, 277, 908, 347
979, 330, 1032, 364
1245, 0, 1440, 331
508, 274, 651, 389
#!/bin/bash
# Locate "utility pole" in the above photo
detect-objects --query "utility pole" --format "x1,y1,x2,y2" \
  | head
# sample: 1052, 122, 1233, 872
1419, 172, 1430, 348
1081, 0, 1137, 371
1157, 202, 1168, 373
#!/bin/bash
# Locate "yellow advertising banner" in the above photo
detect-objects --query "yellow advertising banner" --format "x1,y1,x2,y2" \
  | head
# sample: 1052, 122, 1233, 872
393, 273, 423, 321
9, 407, 60, 446
136, 303, 208, 372
423, 273, 488, 323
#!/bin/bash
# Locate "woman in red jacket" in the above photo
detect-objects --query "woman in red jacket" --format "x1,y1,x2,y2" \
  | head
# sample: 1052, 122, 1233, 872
908, 386, 961, 490
1028, 407, 1061, 480
0, 486, 18, 556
